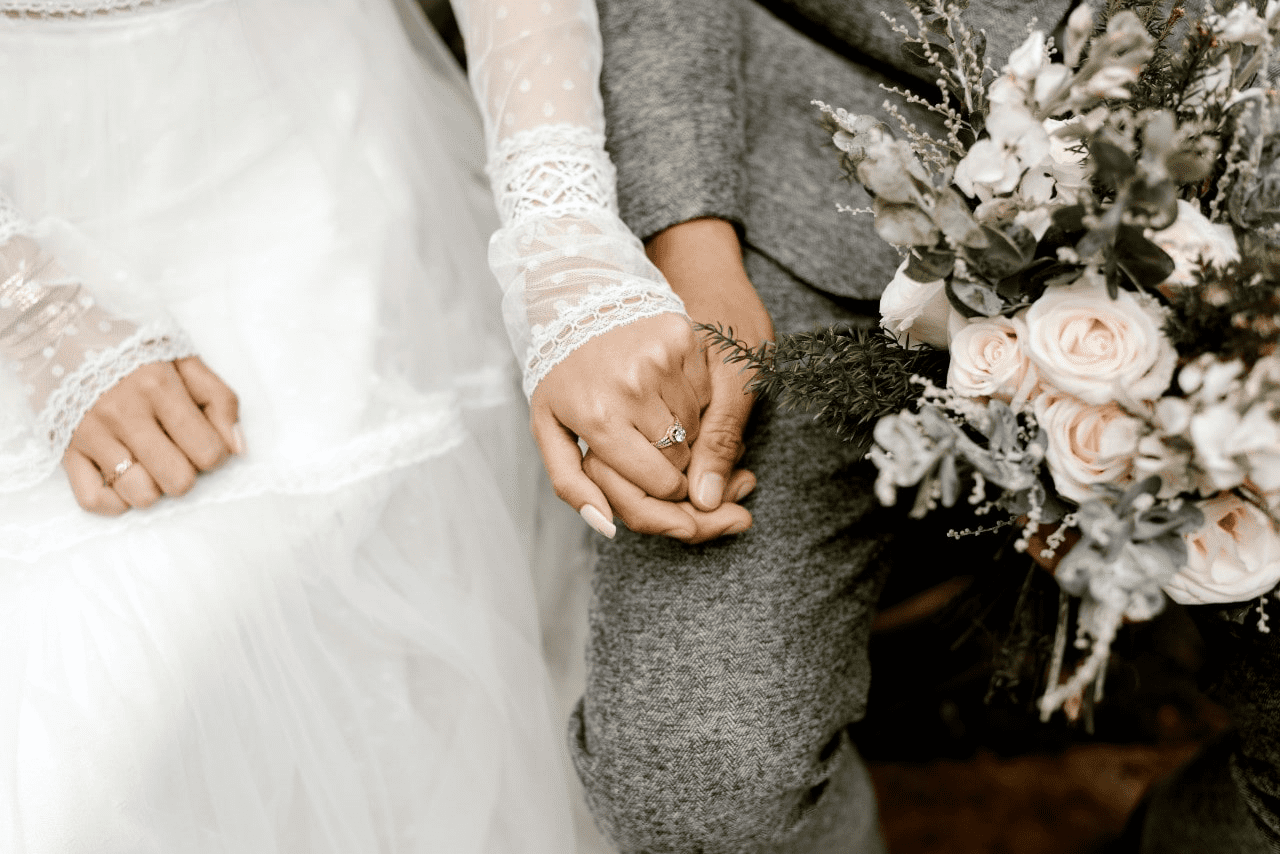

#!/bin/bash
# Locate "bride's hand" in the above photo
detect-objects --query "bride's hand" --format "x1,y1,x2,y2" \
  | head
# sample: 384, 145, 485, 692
530, 312, 712, 537
61, 356, 241, 515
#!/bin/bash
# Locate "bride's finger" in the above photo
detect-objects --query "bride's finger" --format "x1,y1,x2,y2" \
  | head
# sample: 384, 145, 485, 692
61, 448, 128, 515
109, 458, 165, 510
73, 425, 164, 509
531, 410, 616, 538
575, 409, 689, 502
583, 451, 752, 544
151, 376, 230, 473
118, 417, 199, 498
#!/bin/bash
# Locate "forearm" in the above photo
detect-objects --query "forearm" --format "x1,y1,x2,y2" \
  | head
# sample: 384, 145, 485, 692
645, 218, 772, 345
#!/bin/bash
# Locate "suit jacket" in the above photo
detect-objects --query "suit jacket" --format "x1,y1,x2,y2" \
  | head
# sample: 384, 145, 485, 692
597, 0, 1075, 300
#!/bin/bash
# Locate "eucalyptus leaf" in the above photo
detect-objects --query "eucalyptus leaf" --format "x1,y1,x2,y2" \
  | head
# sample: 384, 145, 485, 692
873, 200, 941, 246
933, 187, 987, 247
946, 276, 1004, 318
1115, 224, 1176, 288
967, 223, 1036, 281
996, 257, 1063, 303
905, 247, 955, 281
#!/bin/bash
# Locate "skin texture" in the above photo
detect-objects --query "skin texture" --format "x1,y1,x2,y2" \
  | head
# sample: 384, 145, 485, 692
531, 216, 772, 544
62, 356, 240, 515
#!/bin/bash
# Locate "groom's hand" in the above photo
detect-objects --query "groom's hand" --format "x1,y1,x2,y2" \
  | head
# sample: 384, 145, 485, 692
645, 217, 774, 515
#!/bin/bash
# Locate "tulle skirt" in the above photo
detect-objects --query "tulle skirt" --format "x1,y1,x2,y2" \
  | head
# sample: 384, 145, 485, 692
0, 0, 577, 850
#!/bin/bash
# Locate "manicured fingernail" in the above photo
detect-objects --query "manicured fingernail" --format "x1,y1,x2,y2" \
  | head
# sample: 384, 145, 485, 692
580, 504, 616, 539
231, 424, 246, 456
725, 519, 751, 536
696, 472, 724, 508
732, 477, 757, 503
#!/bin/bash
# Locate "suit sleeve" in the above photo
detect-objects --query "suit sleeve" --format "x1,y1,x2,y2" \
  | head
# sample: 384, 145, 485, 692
596, 0, 750, 242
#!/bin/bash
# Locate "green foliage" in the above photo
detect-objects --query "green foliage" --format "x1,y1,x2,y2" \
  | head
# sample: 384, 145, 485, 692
700, 324, 949, 439
1164, 259, 1280, 366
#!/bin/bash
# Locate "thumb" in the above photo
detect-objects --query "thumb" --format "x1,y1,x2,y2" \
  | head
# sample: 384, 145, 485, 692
687, 383, 753, 512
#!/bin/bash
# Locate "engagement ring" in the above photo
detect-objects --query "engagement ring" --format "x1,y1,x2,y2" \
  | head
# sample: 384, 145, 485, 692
103, 458, 134, 488
652, 417, 686, 450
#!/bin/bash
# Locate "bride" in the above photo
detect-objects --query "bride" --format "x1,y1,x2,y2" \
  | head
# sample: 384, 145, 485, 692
0, 0, 674, 850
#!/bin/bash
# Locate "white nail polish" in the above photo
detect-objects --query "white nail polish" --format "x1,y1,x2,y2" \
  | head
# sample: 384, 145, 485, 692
580, 504, 616, 539
231, 424, 247, 456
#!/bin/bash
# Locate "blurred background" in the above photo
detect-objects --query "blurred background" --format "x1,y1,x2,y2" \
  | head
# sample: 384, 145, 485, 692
411, 3, 1228, 851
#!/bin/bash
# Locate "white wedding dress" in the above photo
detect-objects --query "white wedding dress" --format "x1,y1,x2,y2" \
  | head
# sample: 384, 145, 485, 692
0, 0, 677, 850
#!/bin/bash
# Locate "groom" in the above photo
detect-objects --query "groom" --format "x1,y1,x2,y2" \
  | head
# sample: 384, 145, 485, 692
569, 1, 1073, 852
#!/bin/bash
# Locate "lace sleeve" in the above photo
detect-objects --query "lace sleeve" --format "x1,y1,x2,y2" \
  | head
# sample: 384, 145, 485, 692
450, 0, 687, 397
0, 196, 194, 491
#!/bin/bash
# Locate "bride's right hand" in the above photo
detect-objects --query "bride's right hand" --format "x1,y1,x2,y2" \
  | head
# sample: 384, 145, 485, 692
530, 313, 753, 541
61, 356, 241, 515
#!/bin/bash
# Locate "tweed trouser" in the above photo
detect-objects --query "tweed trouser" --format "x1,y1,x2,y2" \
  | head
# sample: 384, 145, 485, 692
568, 249, 899, 854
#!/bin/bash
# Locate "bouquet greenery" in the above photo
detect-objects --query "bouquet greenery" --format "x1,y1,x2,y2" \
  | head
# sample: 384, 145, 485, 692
723, 0, 1280, 717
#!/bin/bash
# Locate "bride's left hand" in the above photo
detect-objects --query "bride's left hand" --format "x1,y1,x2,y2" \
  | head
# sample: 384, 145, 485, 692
61, 356, 242, 515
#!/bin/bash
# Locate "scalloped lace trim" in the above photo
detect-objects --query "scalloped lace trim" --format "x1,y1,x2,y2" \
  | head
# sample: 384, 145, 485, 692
524, 279, 687, 396
489, 124, 617, 226
36, 319, 195, 455
0, 0, 171, 15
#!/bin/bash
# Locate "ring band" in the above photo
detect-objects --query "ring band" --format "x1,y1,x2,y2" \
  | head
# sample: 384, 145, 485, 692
103, 458, 134, 488
652, 416, 687, 450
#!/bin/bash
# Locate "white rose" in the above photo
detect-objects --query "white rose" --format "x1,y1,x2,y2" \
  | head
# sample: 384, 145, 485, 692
1150, 199, 1239, 288
1023, 280, 1176, 406
1034, 391, 1143, 504
947, 315, 1038, 404
1164, 493, 1280, 604
879, 260, 958, 349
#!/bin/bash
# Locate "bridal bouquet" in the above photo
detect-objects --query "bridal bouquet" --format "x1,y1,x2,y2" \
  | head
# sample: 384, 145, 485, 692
728, 0, 1280, 716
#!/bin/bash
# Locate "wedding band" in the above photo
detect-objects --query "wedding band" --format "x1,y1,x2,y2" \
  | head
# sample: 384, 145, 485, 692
652, 416, 686, 450
103, 458, 134, 488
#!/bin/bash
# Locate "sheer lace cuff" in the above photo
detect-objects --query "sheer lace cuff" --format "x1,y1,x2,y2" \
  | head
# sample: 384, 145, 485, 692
0, 230, 195, 490
489, 124, 617, 224
488, 124, 688, 396
491, 208, 687, 397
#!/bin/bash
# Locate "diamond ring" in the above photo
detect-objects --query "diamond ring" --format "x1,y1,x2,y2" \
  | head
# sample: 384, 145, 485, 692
103, 457, 134, 488
652, 416, 687, 450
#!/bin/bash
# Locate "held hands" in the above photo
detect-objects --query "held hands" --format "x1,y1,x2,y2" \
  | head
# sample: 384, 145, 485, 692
61, 356, 242, 515
531, 217, 773, 544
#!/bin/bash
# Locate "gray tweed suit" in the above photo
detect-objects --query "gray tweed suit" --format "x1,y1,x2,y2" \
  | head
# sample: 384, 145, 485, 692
569, 2, 1072, 853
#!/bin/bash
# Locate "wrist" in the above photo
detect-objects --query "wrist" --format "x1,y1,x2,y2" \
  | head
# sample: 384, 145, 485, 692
645, 218, 770, 341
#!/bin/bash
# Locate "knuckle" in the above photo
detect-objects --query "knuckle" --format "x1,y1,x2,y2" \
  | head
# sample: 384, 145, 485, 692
135, 365, 172, 395
697, 425, 745, 462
